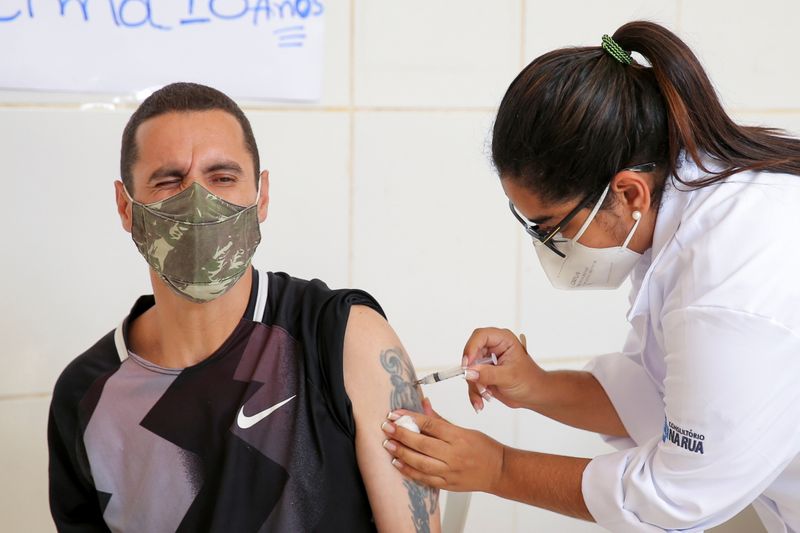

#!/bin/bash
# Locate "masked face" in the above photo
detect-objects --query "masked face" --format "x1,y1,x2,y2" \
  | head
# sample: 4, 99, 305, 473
533, 183, 642, 290
126, 181, 261, 303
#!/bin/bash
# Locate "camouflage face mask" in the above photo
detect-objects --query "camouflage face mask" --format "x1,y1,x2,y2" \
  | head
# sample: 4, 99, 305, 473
125, 182, 262, 303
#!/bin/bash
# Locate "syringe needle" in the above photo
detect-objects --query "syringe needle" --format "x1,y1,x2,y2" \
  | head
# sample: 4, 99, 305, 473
415, 366, 465, 385
415, 354, 498, 385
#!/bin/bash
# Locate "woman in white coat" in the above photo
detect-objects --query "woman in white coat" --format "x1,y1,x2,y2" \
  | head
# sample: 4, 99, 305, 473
380, 21, 800, 532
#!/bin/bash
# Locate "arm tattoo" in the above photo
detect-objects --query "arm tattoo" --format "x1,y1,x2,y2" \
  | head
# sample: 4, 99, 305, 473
380, 348, 422, 412
380, 348, 439, 532
403, 480, 433, 533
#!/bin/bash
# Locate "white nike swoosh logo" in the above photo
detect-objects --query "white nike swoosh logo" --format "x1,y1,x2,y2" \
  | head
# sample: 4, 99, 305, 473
236, 395, 296, 429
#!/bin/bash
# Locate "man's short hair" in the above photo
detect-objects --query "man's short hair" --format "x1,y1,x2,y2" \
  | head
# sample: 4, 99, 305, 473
120, 82, 260, 191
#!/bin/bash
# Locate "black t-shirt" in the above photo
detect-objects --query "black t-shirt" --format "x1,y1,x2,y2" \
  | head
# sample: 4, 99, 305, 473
48, 270, 383, 532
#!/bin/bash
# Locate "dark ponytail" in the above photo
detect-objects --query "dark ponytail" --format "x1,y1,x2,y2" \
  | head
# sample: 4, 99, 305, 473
491, 20, 800, 204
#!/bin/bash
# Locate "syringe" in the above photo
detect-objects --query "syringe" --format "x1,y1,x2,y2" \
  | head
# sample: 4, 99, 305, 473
415, 354, 498, 385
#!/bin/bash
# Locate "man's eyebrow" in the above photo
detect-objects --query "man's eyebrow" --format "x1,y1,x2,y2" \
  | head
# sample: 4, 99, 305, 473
146, 160, 245, 183
147, 165, 186, 183
204, 160, 244, 174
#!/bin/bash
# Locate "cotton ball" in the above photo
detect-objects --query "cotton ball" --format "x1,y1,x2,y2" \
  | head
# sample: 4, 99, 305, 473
395, 415, 420, 433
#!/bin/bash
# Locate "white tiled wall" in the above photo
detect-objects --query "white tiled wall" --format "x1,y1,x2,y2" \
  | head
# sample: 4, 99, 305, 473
352, 111, 518, 368
0, 396, 52, 533
681, 1, 800, 111
524, 0, 680, 60
251, 111, 352, 286
354, 1, 522, 108
1, 1, 793, 531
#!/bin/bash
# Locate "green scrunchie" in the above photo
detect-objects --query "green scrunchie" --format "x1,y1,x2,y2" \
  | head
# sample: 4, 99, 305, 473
601, 34, 632, 65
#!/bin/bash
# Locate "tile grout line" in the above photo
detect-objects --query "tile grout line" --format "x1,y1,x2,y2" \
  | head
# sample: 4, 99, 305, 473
415, 355, 593, 375
347, 0, 356, 287
519, 0, 527, 68
513, 4, 526, 531
2, 102, 800, 115
534, 355, 595, 366
243, 105, 503, 113
0, 103, 503, 113
513, 0, 525, 340
514, 233, 523, 336
0, 391, 51, 402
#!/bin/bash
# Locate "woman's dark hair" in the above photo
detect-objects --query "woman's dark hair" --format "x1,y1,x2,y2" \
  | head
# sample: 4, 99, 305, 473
491, 21, 800, 205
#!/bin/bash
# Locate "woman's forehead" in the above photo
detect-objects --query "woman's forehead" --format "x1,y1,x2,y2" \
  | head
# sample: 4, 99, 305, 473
501, 177, 577, 222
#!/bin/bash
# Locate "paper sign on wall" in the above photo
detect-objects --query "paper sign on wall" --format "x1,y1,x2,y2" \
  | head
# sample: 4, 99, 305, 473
0, 0, 326, 101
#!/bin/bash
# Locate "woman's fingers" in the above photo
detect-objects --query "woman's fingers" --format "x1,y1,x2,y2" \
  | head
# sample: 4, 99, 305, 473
462, 327, 520, 362
385, 437, 449, 477
462, 327, 525, 412
467, 375, 497, 413
382, 426, 460, 491
460, 326, 548, 411
383, 420, 506, 493
468, 384, 485, 413
421, 397, 436, 417
390, 458, 448, 490
383, 424, 449, 460
421, 397, 449, 420
467, 363, 507, 388
385, 410, 455, 442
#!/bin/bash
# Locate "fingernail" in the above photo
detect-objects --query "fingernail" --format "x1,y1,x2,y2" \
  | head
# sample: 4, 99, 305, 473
381, 421, 395, 433
461, 356, 469, 367
482, 391, 493, 402
473, 403, 482, 414
386, 411, 401, 421
382, 439, 397, 452
464, 369, 479, 381
392, 458, 403, 469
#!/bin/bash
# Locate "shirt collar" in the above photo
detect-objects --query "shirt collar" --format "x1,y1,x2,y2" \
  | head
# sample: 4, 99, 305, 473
626, 157, 699, 320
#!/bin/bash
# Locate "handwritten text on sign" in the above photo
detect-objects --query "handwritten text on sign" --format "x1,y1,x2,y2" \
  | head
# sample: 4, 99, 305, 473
1, 1, 327, 100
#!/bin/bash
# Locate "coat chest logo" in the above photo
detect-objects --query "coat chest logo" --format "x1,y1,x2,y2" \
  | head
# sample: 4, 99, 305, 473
662, 416, 705, 455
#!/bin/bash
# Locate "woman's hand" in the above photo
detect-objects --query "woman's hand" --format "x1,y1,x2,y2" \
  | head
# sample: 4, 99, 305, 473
463, 327, 547, 412
380, 400, 594, 520
380, 399, 505, 493
466, 328, 629, 437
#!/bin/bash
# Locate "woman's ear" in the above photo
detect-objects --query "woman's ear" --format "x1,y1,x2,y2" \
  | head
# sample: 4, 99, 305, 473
610, 169, 653, 216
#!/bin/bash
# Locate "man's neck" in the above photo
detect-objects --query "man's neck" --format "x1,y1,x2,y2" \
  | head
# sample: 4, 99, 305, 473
130, 268, 254, 369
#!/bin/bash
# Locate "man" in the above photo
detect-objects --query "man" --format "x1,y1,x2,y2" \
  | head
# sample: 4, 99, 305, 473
47, 82, 440, 532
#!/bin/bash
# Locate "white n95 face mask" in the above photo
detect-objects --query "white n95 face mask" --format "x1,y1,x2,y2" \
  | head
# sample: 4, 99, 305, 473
534, 184, 642, 290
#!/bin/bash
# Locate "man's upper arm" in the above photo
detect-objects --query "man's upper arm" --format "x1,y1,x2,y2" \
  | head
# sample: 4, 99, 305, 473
343, 305, 441, 533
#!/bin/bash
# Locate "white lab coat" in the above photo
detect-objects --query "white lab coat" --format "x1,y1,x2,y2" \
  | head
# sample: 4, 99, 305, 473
581, 156, 800, 533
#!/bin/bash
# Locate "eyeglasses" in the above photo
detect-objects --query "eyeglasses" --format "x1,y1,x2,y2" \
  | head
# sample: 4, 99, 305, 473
509, 162, 656, 258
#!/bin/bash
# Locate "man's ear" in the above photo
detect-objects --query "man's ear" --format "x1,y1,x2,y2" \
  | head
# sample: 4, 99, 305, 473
114, 180, 133, 233
610, 169, 653, 216
257, 170, 270, 223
